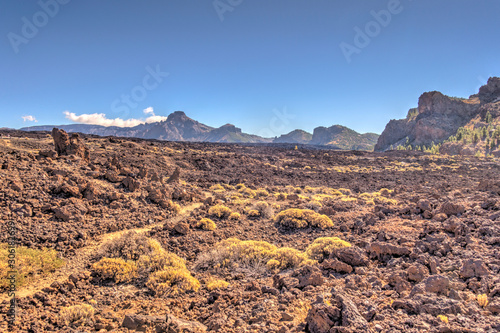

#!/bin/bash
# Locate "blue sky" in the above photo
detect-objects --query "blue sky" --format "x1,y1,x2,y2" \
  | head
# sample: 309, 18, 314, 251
1, 0, 499, 136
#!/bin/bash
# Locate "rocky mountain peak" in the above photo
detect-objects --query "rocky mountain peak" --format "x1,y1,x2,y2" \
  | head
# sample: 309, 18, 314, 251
166, 111, 188, 122
218, 124, 241, 133
477, 77, 500, 104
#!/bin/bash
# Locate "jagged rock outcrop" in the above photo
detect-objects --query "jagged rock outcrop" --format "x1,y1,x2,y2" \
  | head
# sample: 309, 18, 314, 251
477, 77, 500, 104
51, 128, 90, 162
375, 77, 500, 152
273, 129, 313, 144
310, 125, 379, 150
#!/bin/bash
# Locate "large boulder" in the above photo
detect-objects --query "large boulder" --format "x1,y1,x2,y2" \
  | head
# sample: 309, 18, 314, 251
51, 128, 90, 162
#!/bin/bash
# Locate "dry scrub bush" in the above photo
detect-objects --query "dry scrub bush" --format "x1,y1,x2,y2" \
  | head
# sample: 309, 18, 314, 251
228, 212, 241, 220
379, 188, 394, 196
205, 276, 229, 291
247, 209, 260, 218
0, 244, 64, 289
275, 192, 288, 200
208, 204, 232, 218
268, 248, 315, 270
374, 196, 398, 205
97, 232, 195, 287
306, 237, 351, 261
91, 258, 137, 283
209, 184, 225, 192
196, 218, 217, 231
305, 200, 323, 212
98, 231, 156, 261
338, 188, 351, 195
223, 184, 235, 190
274, 209, 333, 229
240, 187, 257, 198
196, 238, 313, 272
136, 243, 187, 273
59, 304, 95, 326
478, 294, 489, 307
252, 201, 274, 218
167, 200, 181, 214
255, 188, 269, 197
146, 267, 200, 296
437, 315, 449, 324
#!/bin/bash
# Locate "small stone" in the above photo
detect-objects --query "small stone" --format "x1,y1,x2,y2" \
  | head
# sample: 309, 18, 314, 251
174, 222, 190, 235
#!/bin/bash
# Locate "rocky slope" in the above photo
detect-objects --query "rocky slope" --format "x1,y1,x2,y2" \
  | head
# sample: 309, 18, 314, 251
375, 77, 500, 154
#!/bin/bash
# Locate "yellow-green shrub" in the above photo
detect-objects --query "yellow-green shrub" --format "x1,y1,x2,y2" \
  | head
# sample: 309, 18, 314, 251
59, 304, 95, 326
248, 209, 260, 218
240, 187, 257, 198
437, 315, 449, 324
205, 277, 229, 291
252, 201, 273, 218
274, 192, 288, 200
91, 258, 137, 283
0, 244, 64, 289
478, 294, 489, 307
99, 233, 187, 276
379, 188, 393, 197
208, 204, 232, 219
306, 237, 351, 261
166, 200, 181, 214
98, 231, 157, 261
269, 247, 315, 270
228, 212, 240, 220
209, 184, 225, 192
196, 238, 311, 271
146, 267, 200, 296
274, 209, 333, 229
338, 188, 351, 195
197, 218, 217, 231
306, 200, 323, 212
255, 189, 269, 197
136, 247, 186, 273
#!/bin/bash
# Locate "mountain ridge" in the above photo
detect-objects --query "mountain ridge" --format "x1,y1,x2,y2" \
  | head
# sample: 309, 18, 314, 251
22, 111, 379, 150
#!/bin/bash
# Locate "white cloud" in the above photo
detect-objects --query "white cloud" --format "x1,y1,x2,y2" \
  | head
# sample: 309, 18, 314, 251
143, 106, 155, 115
63, 109, 168, 128
22, 115, 38, 122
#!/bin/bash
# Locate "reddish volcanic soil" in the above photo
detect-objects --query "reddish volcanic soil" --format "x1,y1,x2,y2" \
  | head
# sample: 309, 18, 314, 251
1, 129, 500, 333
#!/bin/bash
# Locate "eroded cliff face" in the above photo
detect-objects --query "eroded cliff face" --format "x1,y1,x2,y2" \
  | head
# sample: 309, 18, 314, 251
374, 78, 500, 152
413, 91, 478, 145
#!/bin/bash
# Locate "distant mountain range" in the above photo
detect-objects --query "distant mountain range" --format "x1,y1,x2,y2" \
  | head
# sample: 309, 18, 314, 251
21, 111, 380, 150
19, 76, 500, 155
